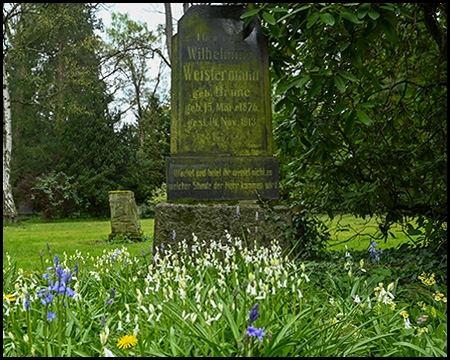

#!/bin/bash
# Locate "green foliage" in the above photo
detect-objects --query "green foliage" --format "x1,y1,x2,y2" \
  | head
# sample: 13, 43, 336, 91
243, 3, 447, 246
288, 204, 330, 259
29, 171, 81, 219
141, 183, 167, 219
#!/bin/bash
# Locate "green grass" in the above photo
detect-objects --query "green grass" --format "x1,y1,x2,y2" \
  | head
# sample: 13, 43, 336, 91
3, 218, 155, 270
322, 214, 419, 252
3, 214, 420, 271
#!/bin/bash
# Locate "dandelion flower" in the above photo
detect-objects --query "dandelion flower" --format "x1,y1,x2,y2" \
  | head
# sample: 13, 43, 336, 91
3, 294, 17, 302
117, 334, 138, 349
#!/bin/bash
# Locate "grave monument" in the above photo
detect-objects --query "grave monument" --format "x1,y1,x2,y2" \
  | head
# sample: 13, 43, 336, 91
109, 190, 143, 240
154, 5, 291, 249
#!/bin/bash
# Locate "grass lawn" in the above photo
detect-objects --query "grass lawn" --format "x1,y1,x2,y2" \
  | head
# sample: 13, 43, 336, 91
322, 214, 420, 252
3, 215, 420, 271
3, 218, 155, 270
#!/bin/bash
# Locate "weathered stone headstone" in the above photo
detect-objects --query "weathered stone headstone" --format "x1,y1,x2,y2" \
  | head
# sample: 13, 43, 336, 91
109, 191, 143, 240
168, 5, 279, 200
154, 5, 291, 250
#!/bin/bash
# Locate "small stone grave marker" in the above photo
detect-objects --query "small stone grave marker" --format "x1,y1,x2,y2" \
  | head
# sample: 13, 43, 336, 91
109, 191, 142, 240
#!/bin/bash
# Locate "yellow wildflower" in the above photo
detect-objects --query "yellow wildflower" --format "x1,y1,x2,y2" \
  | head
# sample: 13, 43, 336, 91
3, 294, 17, 303
117, 334, 138, 350
433, 290, 447, 303
418, 272, 436, 286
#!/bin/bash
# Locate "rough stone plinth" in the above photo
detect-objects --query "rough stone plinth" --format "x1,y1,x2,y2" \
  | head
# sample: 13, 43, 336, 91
153, 201, 292, 251
109, 191, 143, 240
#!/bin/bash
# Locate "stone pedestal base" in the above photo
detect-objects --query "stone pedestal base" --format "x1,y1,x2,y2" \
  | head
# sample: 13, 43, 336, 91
153, 201, 292, 251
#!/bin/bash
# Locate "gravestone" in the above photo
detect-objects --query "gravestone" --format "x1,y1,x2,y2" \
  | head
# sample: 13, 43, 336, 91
168, 5, 279, 200
109, 191, 143, 240
154, 5, 291, 250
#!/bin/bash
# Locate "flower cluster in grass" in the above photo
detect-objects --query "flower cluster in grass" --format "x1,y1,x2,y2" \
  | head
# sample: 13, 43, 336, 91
2, 228, 448, 357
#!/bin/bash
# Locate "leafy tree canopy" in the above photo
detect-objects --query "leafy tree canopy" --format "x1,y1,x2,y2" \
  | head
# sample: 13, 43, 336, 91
243, 3, 447, 245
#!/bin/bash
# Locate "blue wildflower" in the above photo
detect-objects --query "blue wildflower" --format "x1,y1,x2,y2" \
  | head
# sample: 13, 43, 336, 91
54, 254, 59, 266
55, 264, 64, 279
47, 311, 56, 322
247, 325, 266, 342
249, 303, 260, 325
39, 290, 54, 307
24, 294, 31, 311
369, 241, 383, 262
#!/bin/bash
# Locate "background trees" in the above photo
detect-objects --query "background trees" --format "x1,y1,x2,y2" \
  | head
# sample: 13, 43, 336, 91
4, 3, 169, 218
244, 3, 447, 245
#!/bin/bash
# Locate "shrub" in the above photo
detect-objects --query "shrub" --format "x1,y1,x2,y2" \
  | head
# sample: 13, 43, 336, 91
141, 183, 167, 219
30, 171, 82, 219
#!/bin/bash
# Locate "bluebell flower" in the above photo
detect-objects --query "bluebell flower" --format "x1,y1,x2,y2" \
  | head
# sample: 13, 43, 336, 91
247, 325, 266, 342
173, 230, 176, 241
111, 254, 116, 265
249, 303, 260, 325
40, 249, 43, 258
24, 294, 31, 311
73, 261, 78, 274
55, 264, 64, 279
161, 243, 165, 255
369, 241, 383, 262
54, 254, 59, 266
47, 311, 56, 322
61, 270, 73, 285
39, 290, 54, 307
65, 287, 76, 298
106, 298, 114, 306
141, 247, 146, 259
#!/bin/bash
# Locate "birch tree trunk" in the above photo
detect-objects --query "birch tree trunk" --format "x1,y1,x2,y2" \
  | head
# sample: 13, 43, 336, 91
164, 3, 173, 62
3, 62, 18, 223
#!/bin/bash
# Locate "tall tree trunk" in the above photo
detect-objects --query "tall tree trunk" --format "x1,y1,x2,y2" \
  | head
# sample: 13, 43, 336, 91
3, 62, 18, 223
164, 3, 173, 62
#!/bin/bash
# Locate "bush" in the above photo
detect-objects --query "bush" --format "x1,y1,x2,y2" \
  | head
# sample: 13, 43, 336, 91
30, 171, 82, 219
141, 183, 167, 219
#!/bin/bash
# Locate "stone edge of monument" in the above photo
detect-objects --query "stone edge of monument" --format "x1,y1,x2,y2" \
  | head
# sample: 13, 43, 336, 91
153, 201, 292, 252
